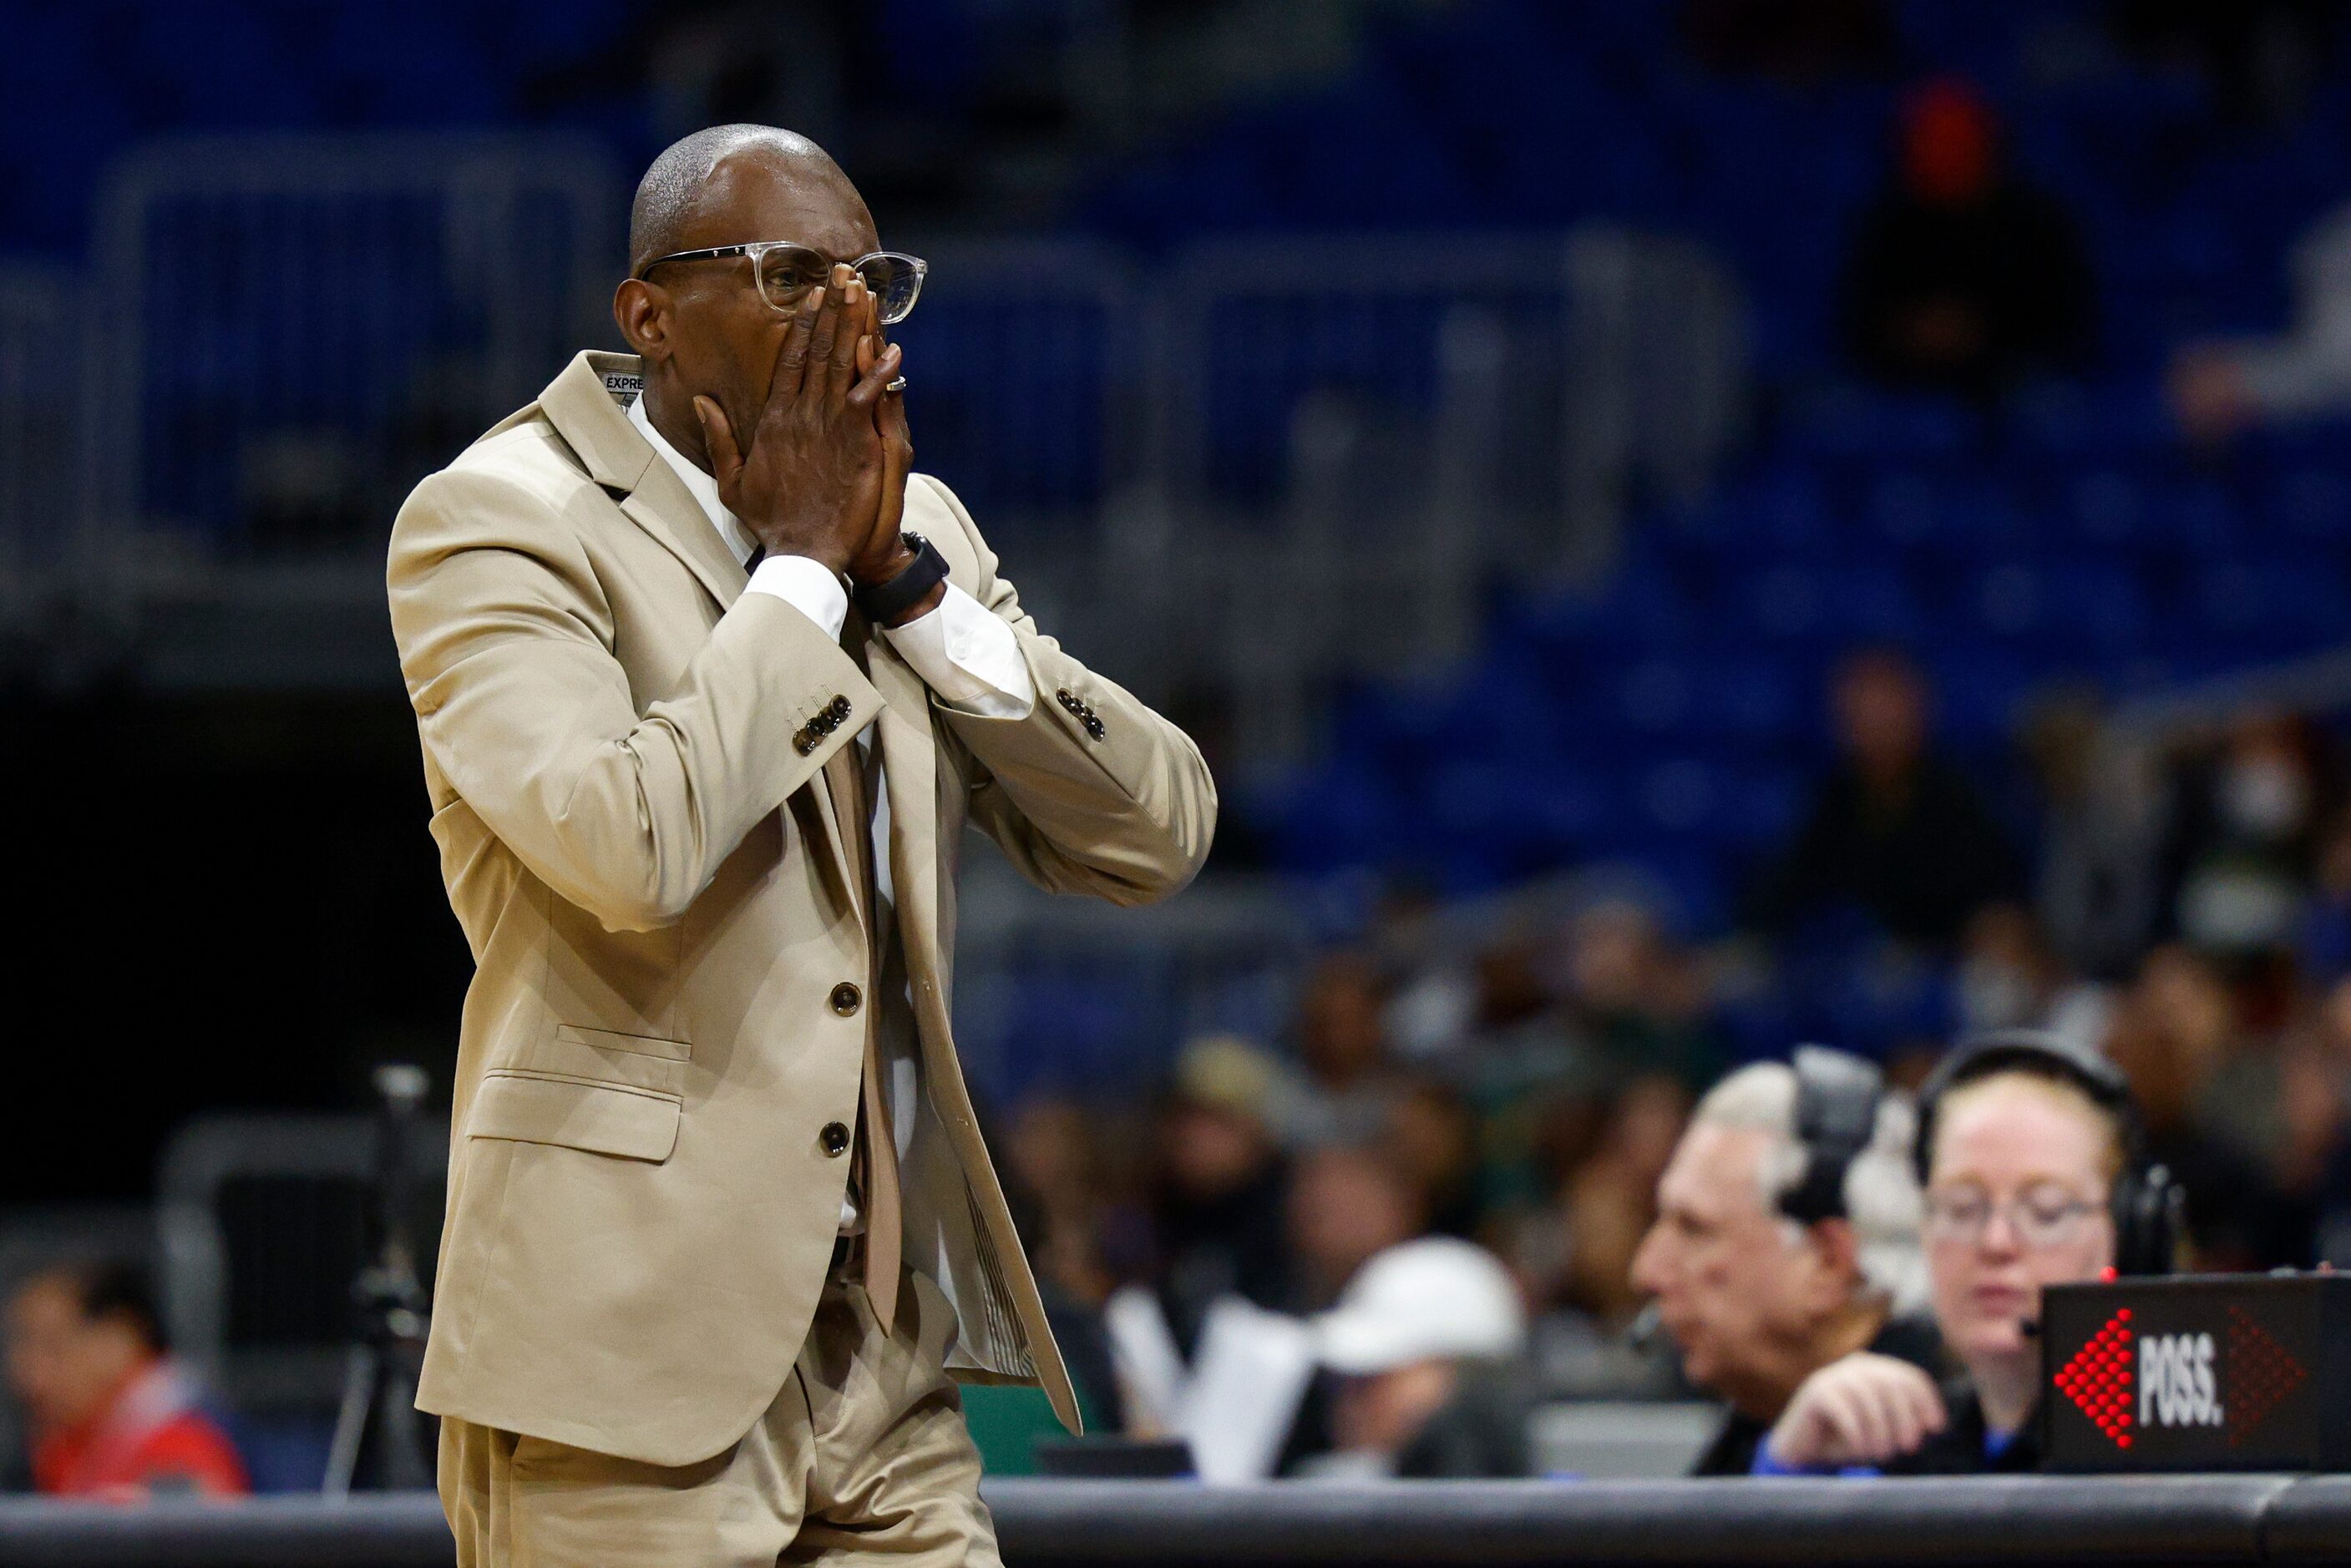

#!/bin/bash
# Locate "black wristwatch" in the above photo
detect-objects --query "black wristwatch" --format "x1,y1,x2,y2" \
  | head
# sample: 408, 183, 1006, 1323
853, 532, 950, 625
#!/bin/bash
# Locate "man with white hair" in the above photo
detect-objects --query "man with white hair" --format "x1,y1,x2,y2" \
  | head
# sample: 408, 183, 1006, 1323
1629, 1049, 1936, 1475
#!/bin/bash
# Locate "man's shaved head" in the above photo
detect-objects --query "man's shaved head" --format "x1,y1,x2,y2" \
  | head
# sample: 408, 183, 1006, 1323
628, 124, 864, 277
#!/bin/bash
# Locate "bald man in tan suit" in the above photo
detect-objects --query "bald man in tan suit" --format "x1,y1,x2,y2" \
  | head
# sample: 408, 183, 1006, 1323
388, 124, 1214, 1565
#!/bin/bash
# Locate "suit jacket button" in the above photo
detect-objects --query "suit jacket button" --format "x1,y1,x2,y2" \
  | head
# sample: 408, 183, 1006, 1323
830, 695, 851, 718
830, 981, 863, 1016
820, 1120, 851, 1157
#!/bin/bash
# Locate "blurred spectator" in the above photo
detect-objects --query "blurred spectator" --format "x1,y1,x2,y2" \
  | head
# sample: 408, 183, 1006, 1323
1003, 1096, 1131, 1307
1561, 900, 1726, 1092
2303, 978, 2351, 1262
2021, 693, 2170, 979
1381, 903, 1553, 1086
1452, 921, 1593, 1218
1763, 1043, 2138, 1474
1516, 1074, 1695, 1401
1287, 1143, 1426, 1312
2270, 1001, 2350, 1236
4, 1262, 248, 1501
2168, 714, 2328, 958
1301, 1238, 1532, 1479
2104, 944, 2294, 1267
1842, 78, 2095, 397
1368, 879, 1462, 1063
1520, 1074, 1693, 1337
2173, 202, 2351, 441
1453, 898, 1720, 1228
972, 1102, 1131, 1442
1272, 952, 1404, 1151
2296, 807, 2351, 983
1953, 903, 2114, 1053
1752, 649, 2023, 949
1386, 1080, 1482, 1239
1472, 929, 1558, 1044
1152, 1036, 1296, 1337
1630, 1059, 1933, 1475
1261, 1141, 1433, 1475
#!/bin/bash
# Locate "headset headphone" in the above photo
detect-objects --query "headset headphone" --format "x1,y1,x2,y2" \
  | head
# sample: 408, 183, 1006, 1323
1779, 1045, 1887, 1226
1912, 1028, 2181, 1277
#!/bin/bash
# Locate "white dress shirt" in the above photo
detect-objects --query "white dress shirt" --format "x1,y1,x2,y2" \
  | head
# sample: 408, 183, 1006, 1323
626, 394, 1032, 1232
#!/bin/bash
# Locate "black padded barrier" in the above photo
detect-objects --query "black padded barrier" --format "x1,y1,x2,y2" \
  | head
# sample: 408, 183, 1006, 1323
0, 1475, 2347, 1567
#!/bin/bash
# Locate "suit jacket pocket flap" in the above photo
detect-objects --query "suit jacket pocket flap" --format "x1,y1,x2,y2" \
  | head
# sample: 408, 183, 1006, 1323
467, 1071, 681, 1162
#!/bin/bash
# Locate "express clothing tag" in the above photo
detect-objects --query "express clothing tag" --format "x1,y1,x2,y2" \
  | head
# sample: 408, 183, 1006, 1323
601, 370, 644, 407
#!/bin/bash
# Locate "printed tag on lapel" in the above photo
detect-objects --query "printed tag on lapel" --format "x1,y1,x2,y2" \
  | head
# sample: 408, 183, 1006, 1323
601, 369, 644, 407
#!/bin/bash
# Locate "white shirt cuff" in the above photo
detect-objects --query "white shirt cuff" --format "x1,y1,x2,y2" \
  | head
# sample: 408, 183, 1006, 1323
882, 582, 1035, 717
745, 554, 848, 641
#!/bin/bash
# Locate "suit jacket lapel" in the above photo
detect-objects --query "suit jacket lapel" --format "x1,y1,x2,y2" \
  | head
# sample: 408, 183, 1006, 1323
623, 475, 742, 614
537, 351, 743, 612
539, 350, 868, 908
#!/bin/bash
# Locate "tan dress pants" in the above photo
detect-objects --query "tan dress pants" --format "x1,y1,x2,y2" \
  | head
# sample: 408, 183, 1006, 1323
438, 1266, 1000, 1567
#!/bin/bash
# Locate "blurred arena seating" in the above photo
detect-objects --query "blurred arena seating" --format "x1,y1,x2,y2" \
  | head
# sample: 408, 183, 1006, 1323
6, 0, 2351, 1146
17, 0, 2351, 1502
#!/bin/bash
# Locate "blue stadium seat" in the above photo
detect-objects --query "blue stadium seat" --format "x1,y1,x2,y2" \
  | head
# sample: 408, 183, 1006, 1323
1705, 657, 1806, 743
2267, 466, 2351, 545
2149, 478, 2247, 556
1929, 646, 2034, 746
2187, 558, 2351, 655
1785, 386, 1979, 468
2064, 468, 2150, 549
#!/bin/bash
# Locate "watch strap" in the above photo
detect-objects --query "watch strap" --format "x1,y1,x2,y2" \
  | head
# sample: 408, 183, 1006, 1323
853, 532, 949, 625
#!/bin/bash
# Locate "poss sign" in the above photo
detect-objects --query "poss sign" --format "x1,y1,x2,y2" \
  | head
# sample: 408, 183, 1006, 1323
2042, 1274, 2348, 1472
2137, 1331, 2222, 1430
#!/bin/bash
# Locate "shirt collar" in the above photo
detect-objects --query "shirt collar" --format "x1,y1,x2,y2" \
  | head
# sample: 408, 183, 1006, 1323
625, 392, 757, 569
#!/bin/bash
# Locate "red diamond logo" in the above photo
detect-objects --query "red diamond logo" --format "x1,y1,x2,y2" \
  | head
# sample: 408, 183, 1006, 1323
2055, 1308, 2136, 1449
2224, 1305, 2307, 1448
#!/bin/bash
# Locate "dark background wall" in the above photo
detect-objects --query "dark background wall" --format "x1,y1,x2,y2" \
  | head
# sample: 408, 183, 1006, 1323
1, 689, 469, 1201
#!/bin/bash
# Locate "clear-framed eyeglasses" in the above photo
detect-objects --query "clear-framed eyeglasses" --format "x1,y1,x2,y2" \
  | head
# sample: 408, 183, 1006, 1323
632, 242, 929, 326
1923, 1181, 2105, 1249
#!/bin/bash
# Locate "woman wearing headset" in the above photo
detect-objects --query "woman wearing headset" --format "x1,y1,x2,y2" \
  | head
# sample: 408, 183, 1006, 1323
1756, 1034, 2171, 1474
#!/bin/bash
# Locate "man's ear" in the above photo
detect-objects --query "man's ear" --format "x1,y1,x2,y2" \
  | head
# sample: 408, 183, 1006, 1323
614, 278, 671, 362
1802, 1216, 1862, 1305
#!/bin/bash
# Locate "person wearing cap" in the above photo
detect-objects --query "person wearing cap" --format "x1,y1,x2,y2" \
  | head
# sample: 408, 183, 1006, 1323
1301, 1237, 1531, 1479
1760, 1034, 2151, 1474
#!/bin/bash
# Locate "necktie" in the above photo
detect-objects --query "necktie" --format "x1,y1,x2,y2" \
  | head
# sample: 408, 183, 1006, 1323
821, 736, 901, 1333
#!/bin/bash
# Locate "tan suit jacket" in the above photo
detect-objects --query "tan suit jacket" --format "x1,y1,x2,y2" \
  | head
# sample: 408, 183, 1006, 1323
387, 350, 1215, 1468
